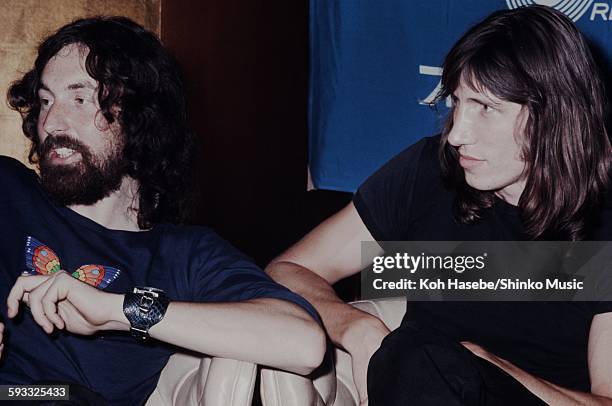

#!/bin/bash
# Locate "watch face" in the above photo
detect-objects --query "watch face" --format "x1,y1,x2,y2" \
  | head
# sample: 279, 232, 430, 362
124, 287, 170, 341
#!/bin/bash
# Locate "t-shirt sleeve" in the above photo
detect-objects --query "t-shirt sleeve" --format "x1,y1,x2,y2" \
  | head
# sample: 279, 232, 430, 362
0, 156, 39, 205
594, 302, 612, 315
184, 229, 320, 322
353, 136, 437, 241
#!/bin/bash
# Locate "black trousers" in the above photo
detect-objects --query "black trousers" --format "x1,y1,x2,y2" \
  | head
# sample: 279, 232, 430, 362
367, 323, 546, 406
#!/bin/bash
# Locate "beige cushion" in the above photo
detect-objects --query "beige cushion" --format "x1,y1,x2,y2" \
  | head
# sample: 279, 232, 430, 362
146, 353, 257, 405
260, 297, 406, 406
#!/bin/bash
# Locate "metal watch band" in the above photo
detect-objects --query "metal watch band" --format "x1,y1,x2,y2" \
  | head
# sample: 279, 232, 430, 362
123, 287, 170, 341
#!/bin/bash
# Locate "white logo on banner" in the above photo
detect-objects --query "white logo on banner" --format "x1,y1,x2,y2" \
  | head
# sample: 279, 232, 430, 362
419, 0, 610, 109
506, 0, 594, 22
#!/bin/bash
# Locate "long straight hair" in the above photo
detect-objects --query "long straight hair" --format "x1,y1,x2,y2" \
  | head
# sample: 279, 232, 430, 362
438, 6, 611, 240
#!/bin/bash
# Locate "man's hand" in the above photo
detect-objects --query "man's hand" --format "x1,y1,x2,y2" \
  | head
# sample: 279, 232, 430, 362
341, 315, 390, 406
7, 271, 127, 335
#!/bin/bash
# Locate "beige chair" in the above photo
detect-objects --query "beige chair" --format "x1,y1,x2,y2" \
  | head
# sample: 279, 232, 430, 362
146, 353, 257, 405
260, 297, 407, 406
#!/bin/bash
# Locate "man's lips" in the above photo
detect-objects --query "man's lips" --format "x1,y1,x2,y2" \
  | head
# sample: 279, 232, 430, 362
47, 147, 82, 165
458, 154, 485, 170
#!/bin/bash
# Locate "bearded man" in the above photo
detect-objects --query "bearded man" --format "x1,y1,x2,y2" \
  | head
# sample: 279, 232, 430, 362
0, 16, 324, 405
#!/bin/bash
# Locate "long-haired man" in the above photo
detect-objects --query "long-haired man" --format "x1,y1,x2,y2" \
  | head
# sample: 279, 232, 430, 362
267, 6, 612, 404
0, 16, 324, 404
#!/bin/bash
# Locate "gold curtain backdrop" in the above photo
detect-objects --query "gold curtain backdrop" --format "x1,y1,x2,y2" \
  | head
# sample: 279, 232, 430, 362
0, 0, 160, 165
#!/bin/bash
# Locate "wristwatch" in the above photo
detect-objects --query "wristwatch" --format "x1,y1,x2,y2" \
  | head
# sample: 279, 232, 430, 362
123, 287, 170, 341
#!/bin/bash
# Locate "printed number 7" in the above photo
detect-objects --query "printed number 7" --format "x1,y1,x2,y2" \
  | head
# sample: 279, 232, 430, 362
419, 65, 452, 107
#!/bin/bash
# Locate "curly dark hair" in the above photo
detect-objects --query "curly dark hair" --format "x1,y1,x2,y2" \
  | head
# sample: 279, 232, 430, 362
438, 6, 611, 240
7, 16, 195, 229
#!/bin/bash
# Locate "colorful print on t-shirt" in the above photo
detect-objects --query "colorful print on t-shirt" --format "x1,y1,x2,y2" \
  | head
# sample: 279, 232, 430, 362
25, 236, 121, 289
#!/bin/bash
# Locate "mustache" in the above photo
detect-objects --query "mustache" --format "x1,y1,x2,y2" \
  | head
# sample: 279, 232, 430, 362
38, 135, 90, 159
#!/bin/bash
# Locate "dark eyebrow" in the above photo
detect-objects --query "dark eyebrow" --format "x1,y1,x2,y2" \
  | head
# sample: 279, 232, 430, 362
467, 95, 501, 106
38, 82, 96, 92
67, 82, 97, 91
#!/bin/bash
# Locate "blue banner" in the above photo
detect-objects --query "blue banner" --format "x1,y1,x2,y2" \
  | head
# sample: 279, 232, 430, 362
309, 0, 612, 192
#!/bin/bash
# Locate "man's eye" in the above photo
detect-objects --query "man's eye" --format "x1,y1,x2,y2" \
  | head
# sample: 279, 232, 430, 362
481, 103, 494, 113
75, 98, 85, 104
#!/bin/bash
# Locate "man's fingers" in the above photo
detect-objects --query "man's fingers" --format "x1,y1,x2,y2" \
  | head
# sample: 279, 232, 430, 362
8, 273, 67, 334
42, 298, 64, 330
57, 300, 74, 318
30, 272, 74, 333
42, 278, 71, 330
7, 274, 49, 318
57, 301, 80, 331
28, 286, 56, 334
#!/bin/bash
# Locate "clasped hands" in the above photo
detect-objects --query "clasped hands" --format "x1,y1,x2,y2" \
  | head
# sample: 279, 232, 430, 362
4, 271, 128, 340
0, 273, 505, 397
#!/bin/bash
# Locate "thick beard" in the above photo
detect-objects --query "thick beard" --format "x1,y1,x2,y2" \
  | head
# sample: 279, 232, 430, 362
38, 135, 127, 206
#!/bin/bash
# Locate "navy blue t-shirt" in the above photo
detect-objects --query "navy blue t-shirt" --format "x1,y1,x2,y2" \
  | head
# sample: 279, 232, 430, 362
0, 156, 318, 405
354, 135, 612, 392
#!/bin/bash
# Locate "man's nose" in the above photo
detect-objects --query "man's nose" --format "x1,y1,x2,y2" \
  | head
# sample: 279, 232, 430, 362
41, 102, 69, 135
447, 108, 475, 147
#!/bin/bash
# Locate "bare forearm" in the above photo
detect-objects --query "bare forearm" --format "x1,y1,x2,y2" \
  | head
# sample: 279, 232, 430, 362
485, 350, 612, 405
109, 296, 325, 375
266, 261, 389, 349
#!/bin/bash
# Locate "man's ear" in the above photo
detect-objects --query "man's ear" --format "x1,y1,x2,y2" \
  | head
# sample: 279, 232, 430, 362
515, 106, 530, 163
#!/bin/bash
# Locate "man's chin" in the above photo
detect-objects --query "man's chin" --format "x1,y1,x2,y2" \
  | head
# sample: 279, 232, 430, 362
40, 171, 89, 206
41, 178, 120, 207
39, 166, 116, 206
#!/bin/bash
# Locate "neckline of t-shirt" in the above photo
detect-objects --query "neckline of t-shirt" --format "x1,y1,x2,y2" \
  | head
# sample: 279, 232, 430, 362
493, 194, 520, 216
30, 175, 161, 239
23, 166, 162, 239
57, 205, 161, 238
